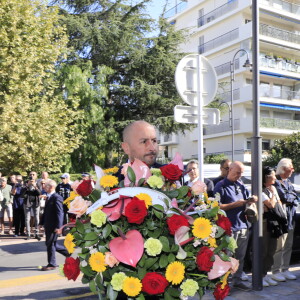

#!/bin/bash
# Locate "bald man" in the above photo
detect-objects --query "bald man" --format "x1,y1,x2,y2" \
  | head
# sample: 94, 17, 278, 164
214, 161, 257, 291
121, 120, 161, 167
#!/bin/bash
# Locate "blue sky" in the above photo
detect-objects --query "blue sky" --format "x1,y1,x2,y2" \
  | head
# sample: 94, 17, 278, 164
145, 0, 173, 20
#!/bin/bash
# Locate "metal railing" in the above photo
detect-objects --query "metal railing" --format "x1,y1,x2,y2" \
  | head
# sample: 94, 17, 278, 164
218, 89, 240, 102
260, 24, 300, 44
260, 86, 300, 100
260, 117, 300, 130
164, 1, 188, 19
260, 56, 300, 73
199, 28, 239, 54
204, 119, 240, 135
198, 0, 238, 27
261, 0, 300, 14
215, 58, 240, 76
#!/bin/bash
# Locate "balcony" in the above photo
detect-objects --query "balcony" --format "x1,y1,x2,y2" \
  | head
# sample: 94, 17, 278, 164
260, 117, 300, 130
260, 86, 300, 100
261, 0, 300, 15
218, 89, 240, 102
260, 56, 300, 74
198, 0, 238, 27
164, 1, 187, 19
260, 24, 300, 45
199, 28, 239, 54
204, 119, 240, 136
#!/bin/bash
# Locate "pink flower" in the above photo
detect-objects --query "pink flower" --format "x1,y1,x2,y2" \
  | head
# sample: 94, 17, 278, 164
121, 163, 130, 176
68, 196, 91, 218
105, 252, 119, 267
71, 180, 82, 191
191, 180, 207, 195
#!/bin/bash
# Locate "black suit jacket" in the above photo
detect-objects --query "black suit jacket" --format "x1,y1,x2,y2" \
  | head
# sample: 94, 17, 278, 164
40, 193, 64, 233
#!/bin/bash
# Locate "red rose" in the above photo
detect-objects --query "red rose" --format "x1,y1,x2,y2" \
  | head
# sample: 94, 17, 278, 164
76, 180, 93, 197
160, 164, 182, 182
142, 272, 168, 295
216, 214, 232, 236
63, 257, 80, 281
213, 283, 230, 300
196, 246, 214, 272
167, 214, 189, 235
124, 197, 148, 224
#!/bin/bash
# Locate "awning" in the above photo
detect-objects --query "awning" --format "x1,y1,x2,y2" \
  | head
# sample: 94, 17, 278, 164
260, 71, 300, 81
260, 103, 300, 111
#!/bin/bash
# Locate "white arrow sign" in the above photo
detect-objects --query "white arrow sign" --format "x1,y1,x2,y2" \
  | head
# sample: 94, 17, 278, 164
175, 54, 218, 106
174, 105, 220, 125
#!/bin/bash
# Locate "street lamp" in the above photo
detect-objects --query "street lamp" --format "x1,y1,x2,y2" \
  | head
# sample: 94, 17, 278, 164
230, 49, 252, 160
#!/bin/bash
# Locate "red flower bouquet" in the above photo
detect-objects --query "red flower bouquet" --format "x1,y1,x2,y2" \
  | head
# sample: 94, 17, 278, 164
141, 272, 169, 295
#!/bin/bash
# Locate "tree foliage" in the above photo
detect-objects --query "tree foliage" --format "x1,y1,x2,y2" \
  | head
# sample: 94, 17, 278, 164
263, 132, 300, 172
52, 0, 190, 170
0, 0, 83, 174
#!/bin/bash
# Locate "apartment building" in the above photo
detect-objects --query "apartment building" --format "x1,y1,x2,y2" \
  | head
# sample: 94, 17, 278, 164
161, 0, 300, 163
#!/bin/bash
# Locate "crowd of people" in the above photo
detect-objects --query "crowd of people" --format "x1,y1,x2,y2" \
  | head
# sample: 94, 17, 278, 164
0, 171, 92, 240
0, 120, 299, 284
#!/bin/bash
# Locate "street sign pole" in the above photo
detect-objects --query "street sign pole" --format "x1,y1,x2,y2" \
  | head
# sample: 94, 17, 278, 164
197, 55, 204, 182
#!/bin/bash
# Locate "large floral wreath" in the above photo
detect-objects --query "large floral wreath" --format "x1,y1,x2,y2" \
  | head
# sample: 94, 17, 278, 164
60, 154, 238, 300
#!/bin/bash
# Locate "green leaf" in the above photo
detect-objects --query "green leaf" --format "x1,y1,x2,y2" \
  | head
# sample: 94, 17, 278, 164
107, 284, 118, 300
89, 280, 97, 293
137, 178, 145, 186
215, 227, 225, 238
152, 204, 165, 212
78, 252, 88, 260
177, 186, 189, 199
76, 221, 85, 234
167, 253, 175, 263
137, 267, 147, 279
84, 239, 98, 247
218, 251, 231, 261
159, 254, 169, 268
127, 166, 136, 183
164, 291, 173, 300
136, 294, 145, 300
153, 209, 163, 219
144, 257, 158, 269
159, 236, 170, 252
166, 287, 180, 297
80, 265, 96, 277
84, 231, 98, 241
89, 189, 102, 203
102, 224, 112, 239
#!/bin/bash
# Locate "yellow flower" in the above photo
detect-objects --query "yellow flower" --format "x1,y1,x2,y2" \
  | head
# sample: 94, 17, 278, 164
135, 193, 152, 208
211, 200, 219, 208
165, 261, 185, 285
192, 217, 212, 239
122, 277, 142, 297
221, 271, 231, 289
89, 252, 107, 272
104, 166, 119, 174
100, 175, 118, 188
64, 191, 79, 208
208, 237, 217, 248
64, 233, 75, 254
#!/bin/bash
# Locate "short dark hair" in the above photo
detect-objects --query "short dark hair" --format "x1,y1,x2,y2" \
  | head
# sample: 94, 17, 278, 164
262, 166, 274, 186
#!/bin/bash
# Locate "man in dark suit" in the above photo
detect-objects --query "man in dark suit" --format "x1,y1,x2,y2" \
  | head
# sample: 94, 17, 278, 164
40, 179, 70, 271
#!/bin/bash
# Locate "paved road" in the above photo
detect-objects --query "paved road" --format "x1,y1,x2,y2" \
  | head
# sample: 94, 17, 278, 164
1, 235, 300, 299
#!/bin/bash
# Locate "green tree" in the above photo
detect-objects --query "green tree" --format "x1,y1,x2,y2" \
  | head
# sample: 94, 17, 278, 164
53, 0, 189, 170
0, 0, 83, 174
263, 132, 300, 172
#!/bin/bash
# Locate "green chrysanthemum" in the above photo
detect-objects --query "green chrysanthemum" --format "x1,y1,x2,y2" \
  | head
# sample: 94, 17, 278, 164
111, 272, 127, 291
180, 279, 199, 297
90, 209, 107, 227
151, 168, 162, 176
147, 175, 164, 189
144, 238, 163, 256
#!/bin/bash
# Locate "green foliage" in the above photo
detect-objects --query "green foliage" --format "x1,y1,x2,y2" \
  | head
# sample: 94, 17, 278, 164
204, 154, 228, 164
263, 132, 300, 172
52, 0, 191, 169
0, 0, 83, 174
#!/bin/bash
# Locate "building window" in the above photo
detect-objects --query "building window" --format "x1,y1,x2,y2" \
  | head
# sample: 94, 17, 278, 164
273, 111, 292, 120
246, 139, 270, 150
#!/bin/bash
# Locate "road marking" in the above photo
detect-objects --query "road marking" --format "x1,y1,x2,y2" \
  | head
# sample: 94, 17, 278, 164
56, 292, 95, 300
0, 273, 63, 288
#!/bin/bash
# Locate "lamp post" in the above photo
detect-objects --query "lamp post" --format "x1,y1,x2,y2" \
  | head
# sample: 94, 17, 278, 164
230, 49, 252, 161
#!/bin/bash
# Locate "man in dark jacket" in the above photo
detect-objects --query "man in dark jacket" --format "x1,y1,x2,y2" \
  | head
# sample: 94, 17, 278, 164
40, 179, 70, 271
271, 158, 299, 282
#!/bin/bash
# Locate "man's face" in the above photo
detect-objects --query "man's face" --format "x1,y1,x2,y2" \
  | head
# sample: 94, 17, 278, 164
187, 163, 199, 181
29, 172, 37, 180
42, 172, 48, 179
44, 184, 52, 193
0, 179, 7, 188
282, 163, 294, 179
10, 175, 16, 183
227, 165, 244, 182
221, 160, 231, 177
122, 123, 158, 166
